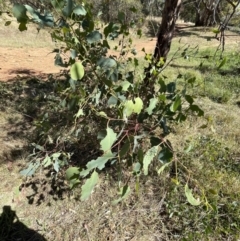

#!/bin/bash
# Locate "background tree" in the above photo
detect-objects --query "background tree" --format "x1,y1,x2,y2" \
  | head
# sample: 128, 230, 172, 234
180, 0, 240, 26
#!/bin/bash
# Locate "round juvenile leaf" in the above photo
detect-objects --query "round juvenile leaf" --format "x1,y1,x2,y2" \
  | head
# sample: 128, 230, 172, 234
158, 147, 173, 164
133, 97, 143, 114
82, 19, 94, 31
12, 4, 28, 23
121, 80, 131, 91
97, 57, 117, 69
70, 62, 85, 80
66, 167, 80, 180
87, 31, 102, 44
73, 5, 86, 15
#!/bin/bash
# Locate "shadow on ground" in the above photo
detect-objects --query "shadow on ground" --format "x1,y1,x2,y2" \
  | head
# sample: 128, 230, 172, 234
0, 206, 46, 241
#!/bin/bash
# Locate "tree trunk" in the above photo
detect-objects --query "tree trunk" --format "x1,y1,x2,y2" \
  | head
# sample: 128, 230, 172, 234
153, 0, 182, 63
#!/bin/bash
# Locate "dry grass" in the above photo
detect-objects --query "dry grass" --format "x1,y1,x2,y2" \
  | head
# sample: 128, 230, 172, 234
0, 14, 54, 48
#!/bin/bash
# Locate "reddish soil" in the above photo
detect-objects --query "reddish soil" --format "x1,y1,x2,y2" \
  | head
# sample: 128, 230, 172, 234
0, 39, 157, 82
0, 47, 67, 82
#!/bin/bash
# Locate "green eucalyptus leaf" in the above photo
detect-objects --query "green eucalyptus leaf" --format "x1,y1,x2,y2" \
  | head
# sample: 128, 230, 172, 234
143, 146, 158, 175
62, 0, 73, 17
70, 62, 85, 80
20, 161, 40, 176
81, 171, 99, 201
150, 137, 162, 147
43, 155, 52, 167
146, 97, 158, 115
185, 184, 201, 206
97, 57, 117, 69
80, 153, 116, 177
100, 127, 117, 153
66, 167, 80, 188
53, 160, 60, 172
170, 95, 181, 112
158, 147, 173, 164
123, 97, 143, 117
121, 80, 131, 91
51, 0, 65, 9
107, 96, 118, 107
66, 167, 80, 180
86, 31, 102, 44
12, 4, 28, 23
119, 140, 130, 158
18, 22, 27, 31
82, 19, 94, 31
73, 5, 86, 16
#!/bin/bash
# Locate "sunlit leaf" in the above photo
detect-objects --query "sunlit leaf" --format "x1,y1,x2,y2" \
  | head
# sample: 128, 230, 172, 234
123, 97, 143, 117
73, 5, 86, 16
75, 108, 84, 118
70, 62, 84, 80
143, 146, 158, 175
185, 184, 201, 206
66, 167, 81, 189
170, 95, 181, 112
123, 100, 134, 117
100, 127, 117, 153
145, 97, 158, 115
133, 97, 143, 114
212, 28, 220, 34
98, 111, 108, 118
121, 80, 131, 91
80, 152, 116, 177
53, 160, 59, 172
81, 171, 99, 201
43, 155, 52, 167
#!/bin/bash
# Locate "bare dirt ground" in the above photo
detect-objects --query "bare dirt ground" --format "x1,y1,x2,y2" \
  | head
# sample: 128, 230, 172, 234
0, 22, 239, 82
0, 47, 67, 81
0, 40, 157, 82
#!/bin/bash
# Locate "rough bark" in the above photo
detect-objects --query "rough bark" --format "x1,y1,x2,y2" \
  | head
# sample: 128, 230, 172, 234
153, 0, 182, 63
